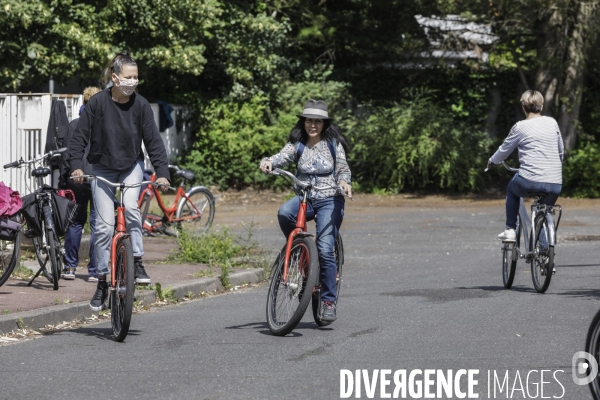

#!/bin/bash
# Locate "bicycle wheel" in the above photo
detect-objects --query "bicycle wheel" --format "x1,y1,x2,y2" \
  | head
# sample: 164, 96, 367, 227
176, 187, 215, 234
502, 221, 520, 289
111, 237, 135, 342
46, 227, 60, 291
266, 235, 319, 336
531, 213, 554, 293
335, 234, 344, 296
0, 229, 21, 287
33, 234, 54, 285
312, 234, 345, 326
586, 309, 600, 399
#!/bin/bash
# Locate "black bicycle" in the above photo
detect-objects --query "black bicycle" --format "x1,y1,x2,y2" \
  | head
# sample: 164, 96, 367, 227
0, 214, 22, 288
4, 148, 78, 290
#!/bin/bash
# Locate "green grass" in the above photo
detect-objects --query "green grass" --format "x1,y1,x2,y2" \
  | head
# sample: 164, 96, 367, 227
169, 223, 270, 285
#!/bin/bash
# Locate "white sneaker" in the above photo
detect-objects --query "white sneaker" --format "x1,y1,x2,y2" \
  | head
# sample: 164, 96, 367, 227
497, 229, 516, 242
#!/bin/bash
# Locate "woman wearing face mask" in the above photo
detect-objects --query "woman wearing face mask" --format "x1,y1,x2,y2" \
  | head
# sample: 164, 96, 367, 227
69, 51, 170, 311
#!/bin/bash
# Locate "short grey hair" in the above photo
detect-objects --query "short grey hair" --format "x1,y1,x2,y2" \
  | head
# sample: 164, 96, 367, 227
520, 90, 544, 113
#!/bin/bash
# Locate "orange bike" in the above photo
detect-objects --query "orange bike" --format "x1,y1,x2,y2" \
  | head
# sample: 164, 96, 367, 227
138, 165, 215, 236
75, 175, 170, 341
265, 168, 347, 336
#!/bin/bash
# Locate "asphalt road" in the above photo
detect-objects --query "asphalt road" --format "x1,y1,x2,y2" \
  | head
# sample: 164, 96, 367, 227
1, 196, 599, 400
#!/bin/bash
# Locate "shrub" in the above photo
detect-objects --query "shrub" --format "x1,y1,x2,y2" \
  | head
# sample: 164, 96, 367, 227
182, 95, 284, 190
345, 98, 492, 193
563, 142, 600, 198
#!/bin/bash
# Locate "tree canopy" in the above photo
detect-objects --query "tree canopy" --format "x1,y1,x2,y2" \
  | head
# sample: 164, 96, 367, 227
3, 0, 600, 195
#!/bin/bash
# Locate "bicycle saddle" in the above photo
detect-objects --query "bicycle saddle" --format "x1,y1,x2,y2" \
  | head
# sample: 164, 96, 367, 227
528, 192, 548, 200
31, 167, 51, 177
175, 169, 195, 182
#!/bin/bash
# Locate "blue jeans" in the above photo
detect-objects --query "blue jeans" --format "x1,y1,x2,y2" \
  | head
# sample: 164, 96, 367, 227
91, 161, 144, 276
278, 196, 344, 302
506, 174, 561, 229
63, 183, 96, 276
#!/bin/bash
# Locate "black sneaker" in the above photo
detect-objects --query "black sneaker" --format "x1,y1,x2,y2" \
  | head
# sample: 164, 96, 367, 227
134, 259, 151, 284
89, 280, 108, 311
322, 301, 337, 322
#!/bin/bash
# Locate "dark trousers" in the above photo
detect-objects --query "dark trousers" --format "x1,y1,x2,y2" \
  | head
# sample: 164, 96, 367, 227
63, 182, 97, 276
505, 174, 561, 229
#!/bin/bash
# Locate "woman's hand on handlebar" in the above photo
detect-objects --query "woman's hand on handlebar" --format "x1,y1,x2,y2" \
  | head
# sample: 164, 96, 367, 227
156, 177, 170, 193
71, 169, 84, 184
260, 159, 273, 174
485, 159, 498, 172
340, 180, 352, 199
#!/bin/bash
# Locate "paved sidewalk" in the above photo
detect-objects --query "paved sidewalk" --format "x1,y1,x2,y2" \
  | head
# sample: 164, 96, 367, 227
0, 235, 265, 334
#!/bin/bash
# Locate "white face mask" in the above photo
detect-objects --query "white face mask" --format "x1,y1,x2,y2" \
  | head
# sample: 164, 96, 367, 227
114, 75, 138, 96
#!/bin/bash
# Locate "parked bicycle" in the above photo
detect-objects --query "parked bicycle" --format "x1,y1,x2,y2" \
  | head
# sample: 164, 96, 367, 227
487, 161, 562, 293
0, 212, 22, 288
138, 165, 215, 236
265, 168, 348, 336
76, 175, 171, 341
4, 148, 78, 290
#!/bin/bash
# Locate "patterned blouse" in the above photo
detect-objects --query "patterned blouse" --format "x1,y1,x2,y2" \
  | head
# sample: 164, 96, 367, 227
265, 140, 352, 199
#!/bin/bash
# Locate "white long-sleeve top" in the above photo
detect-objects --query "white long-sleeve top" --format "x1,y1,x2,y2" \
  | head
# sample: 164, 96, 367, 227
490, 116, 564, 184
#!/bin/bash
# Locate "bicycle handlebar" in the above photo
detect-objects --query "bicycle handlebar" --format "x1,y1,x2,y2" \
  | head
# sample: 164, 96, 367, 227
72, 175, 176, 191
485, 161, 519, 173
270, 168, 352, 200
3, 147, 67, 169
3, 160, 19, 169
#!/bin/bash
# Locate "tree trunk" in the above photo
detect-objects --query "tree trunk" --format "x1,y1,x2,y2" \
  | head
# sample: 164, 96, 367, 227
534, 6, 565, 116
557, 1, 591, 151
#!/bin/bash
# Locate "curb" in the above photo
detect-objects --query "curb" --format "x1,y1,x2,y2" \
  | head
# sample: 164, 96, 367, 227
0, 268, 265, 335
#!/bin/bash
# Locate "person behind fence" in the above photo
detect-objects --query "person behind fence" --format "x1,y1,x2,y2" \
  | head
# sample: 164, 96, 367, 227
69, 51, 170, 311
59, 86, 101, 281
488, 90, 563, 244
259, 99, 352, 322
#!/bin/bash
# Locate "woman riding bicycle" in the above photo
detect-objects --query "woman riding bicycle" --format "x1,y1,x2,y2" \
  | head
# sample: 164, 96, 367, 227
488, 90, 564, 242
260, 99, 352, 322
69, 51, 170, 311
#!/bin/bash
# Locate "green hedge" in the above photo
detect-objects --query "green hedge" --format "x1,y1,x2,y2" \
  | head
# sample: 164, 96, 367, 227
344, 99, 492, 193
179, 66, 599, 197
563, 143, 600, 198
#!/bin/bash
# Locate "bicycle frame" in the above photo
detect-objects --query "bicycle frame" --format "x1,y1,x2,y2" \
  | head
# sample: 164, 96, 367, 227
138, 173, 202, 226
26, 191, 58, 287
511, 197, 562, 262
110, 186, 130, 289
282, 189, 310, 284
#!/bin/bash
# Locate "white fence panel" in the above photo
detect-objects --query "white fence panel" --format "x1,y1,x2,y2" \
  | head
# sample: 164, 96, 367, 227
0, 94, 82, 194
